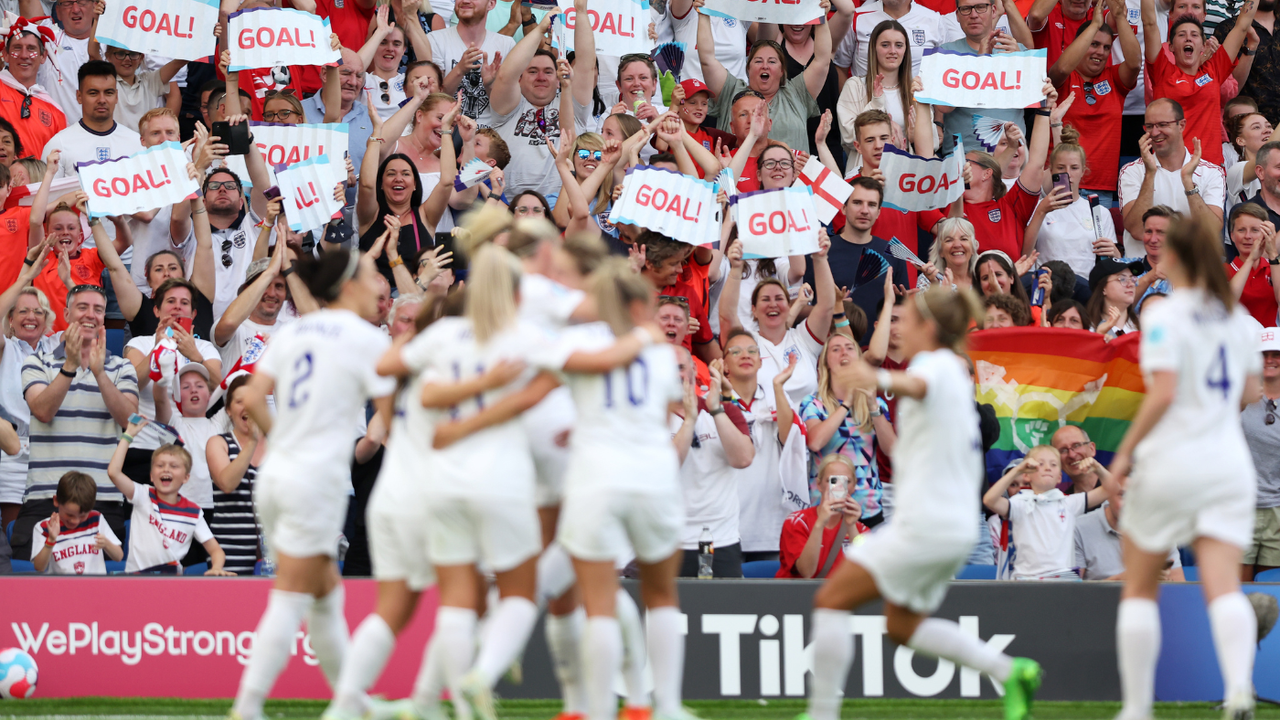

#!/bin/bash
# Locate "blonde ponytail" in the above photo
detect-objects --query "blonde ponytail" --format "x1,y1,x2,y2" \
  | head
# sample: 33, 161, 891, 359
465, 244, 522, 344
590, 257, 655, 336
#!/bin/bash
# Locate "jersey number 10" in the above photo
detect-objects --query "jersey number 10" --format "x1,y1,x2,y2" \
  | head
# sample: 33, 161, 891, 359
603, 358, 648, 408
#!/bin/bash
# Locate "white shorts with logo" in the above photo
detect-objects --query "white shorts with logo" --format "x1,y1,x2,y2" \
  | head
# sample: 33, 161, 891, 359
848, 522, 975, 615
425, 495, 541, 573
368, 506, 436, 590
256, 471, 348, 560
557, 487, 683, 565
523, 388, 575, 508
1121, 463, 1256, 553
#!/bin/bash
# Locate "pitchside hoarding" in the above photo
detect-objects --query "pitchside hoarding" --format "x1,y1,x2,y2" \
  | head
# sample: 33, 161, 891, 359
1, 578, 1277, 702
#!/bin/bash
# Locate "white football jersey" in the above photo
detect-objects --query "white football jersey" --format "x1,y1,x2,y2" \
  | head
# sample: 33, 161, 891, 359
1135, 289, 1262, 477
255, 309, 395, 490
401, 316, 553, 499
368, 369, 438, 515
554, 323, 684, 494
889, 349, 984, 540
519, 273, 584, 332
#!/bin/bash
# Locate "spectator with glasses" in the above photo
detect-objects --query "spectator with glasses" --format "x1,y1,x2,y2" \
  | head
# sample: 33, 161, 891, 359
938, 0, 1035, 152
1242, 327, 1280, 581
91, 43, 184, 130
1048, 0, 1141, 207
1119, 101, 1226, 256
0, 22, 66, 159
37, 0, 98, 125
1051, 424, 1104, 494
1085, 257, 1143, 338
511, 191, 552, 220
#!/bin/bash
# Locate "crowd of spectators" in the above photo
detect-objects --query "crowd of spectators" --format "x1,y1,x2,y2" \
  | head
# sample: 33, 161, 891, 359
0, 0, 1277, 584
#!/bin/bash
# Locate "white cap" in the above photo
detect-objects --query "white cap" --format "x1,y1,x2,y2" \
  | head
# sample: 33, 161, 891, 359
1263, 327, 1280, 354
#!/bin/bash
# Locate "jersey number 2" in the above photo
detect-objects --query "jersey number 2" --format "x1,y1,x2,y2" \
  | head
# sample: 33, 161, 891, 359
1206, 344, 1231, 399
288, 352, 314, 409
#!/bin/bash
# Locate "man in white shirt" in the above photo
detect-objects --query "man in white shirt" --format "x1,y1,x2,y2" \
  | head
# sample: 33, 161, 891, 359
100, 46, 184, 130
37, 0, 96, 125
127, 108, 194, 295
834, 0, 953, 77
1118, 98, 1225, 255
428, 0, 516, 120
41, 60, 141, 179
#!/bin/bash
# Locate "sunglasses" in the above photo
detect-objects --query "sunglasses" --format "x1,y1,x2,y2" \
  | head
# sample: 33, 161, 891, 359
20, 95, 30, 120
732, 89, 764, 104
379, 80, 391, 104
1268, 398, 1276, 426
1083, 81, 1096, 105
264, 88, 297, 99
577, 149, 603, 161
659, 294, 689, 308
221, 239, 233, 269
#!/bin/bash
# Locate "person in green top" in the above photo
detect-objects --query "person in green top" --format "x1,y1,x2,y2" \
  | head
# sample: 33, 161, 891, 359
694, 0, 834, 153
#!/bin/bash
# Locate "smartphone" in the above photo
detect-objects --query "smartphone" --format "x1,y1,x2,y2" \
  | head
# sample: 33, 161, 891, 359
212, 121, 252, 156
128, 413, 145, 426
435, 231, 468, 280
263, 185, 282, 201
828, 475, 849, 502
1051, 172, 1071, 197
177, 316, 194, 334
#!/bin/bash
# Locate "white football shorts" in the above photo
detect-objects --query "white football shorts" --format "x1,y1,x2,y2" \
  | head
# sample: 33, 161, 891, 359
558, 487, 683, 565
368, 506, 436, 590
425, 496, 541, 573
255, 471, 348, 560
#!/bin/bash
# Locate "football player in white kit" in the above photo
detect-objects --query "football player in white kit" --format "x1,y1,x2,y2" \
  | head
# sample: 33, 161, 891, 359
799, 286, 1043, 720
549, 259, 695, 720
1108, 218, 1262, 720
229, 248, 396, 720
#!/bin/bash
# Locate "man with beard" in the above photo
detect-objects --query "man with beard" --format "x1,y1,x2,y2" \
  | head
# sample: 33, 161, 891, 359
33, 0, 97, 125
696, 0, 832, 154
193, 127, 271, 320
11, 285, 138, 563
302, 47, 375, 171
0, 23, 65, 158
41, 61, 140, 180
1214, 0, 1279, 124
428, 0, 515, 120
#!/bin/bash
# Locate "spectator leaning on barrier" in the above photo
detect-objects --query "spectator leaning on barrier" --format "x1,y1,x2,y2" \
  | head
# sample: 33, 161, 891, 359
1242, 327, 1280, 581
11, 284, 137, 562
30, 471, 122, 575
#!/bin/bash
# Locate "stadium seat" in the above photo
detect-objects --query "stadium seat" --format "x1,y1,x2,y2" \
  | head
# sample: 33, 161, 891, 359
106, 561, 125, 573
742, 560, 780, 578
956, 565, 998, 580
4, 520, 11, 543
10, 560, 34, 573
105, 328, 125, 358
184, 562, 208, 575
1254, 568, 1280, 583
1182, 566, 1199, 581
121, 520, 129, 562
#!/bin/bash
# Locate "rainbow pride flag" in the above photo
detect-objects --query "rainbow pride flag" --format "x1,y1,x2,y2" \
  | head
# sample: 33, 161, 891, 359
968, 327, 1145, 482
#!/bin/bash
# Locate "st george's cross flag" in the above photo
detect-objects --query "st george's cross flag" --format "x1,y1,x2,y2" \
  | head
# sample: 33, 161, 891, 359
793, 157, 852, 224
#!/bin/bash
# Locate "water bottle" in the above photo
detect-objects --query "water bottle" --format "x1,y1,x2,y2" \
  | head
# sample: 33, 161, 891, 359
697, 526, 714, 579
259, 533, 275, 577
1030, 268, 1049, 307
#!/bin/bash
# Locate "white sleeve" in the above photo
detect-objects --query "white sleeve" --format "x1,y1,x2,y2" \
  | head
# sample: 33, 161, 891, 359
1197, 162, 1227, 210
193, 514, 213, 544
401, 326, 441, 373
253, 333, 285, 379
1241, 314, 1264, 375
1007, 493, 1026, 522
131, 482, 150, 506
1118, 163, 1143, 208
1226, 161, 1246, 200
364, 333, 397, 398
833, 21, 858, 69
99, 519, 121, 545
1068, 492, 1089, 517
1139, 305, 1179, 373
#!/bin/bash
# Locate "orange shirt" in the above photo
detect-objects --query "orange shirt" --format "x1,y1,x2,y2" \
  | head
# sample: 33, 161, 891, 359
0, 207, 32, 289
35, 247, 104, 332
0, 83, 65, 158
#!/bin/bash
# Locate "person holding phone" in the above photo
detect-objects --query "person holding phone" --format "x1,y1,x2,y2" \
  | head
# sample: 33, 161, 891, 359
776, 455, 869, 579
1026, 129, 1121, 281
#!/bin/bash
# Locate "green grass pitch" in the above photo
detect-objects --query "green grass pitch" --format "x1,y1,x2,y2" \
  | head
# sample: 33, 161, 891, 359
2, 699, 1280, 719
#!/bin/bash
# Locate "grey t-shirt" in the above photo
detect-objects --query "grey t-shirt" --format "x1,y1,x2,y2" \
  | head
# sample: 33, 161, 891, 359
1074, 503, 1183, 580
938, 39, 1027, 153
710, 74, 819, 158
1243, 398, 1280, 508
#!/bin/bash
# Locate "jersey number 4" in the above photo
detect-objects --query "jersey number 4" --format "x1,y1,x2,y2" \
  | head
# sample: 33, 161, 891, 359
603, 358, 648, 408
1206, 344, 1231, 399
288, 352, 315, 409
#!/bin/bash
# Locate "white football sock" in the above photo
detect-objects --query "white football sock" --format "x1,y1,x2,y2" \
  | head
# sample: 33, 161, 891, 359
233, 589, 312, 720
434, 606, 478, 707
307, 584, 349, 689
1117, 598, 1161, 720
646, 606, 684, 716
616, 590, 650, 709
537, 542, 578, 607
583, 615, 623, 720
546, 608, 587, 715
806, 608, 853, 720
473, 596, 539, 687
907, 617, 1012, 683
1208, 592, 1257, 704
330, 613, 395, 715
409, 634, 447, 712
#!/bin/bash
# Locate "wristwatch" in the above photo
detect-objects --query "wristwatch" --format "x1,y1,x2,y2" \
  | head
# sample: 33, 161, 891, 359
1243, 46, 1258, 56
1185, 186, 1200, 197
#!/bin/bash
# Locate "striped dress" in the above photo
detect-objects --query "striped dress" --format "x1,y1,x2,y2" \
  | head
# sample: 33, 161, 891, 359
209, 432, 259, 575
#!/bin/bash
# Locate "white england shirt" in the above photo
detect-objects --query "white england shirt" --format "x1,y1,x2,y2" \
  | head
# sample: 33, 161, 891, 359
42, 121, 142, 180
1007, 489, 1088, 579
125, 484, 213, 572
369, 368, 438, 516
33, 510, 120, 575
125, 334, 220, 451
752, 324, 824, 408
1118, 152, 1225, 256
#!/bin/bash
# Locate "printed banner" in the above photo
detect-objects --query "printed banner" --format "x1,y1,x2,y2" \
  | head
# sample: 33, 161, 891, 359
553, 0, 652, 57
793, 157, 851, 224
75, 142, 198, 219
227, 7, 339, 72
608, 166, 719, 247
96, 0, 219, 62
277, 156, 343, 233
878, 140, 964, 213
968, 327, 1144, 482
699, 0, 824, 24
225, 122, 349, 190
915, 48, 1047, 109
732, 186, 819, 258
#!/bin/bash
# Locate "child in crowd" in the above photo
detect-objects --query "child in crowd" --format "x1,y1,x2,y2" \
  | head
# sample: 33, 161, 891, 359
31, 472, 123, 574
107, 419, 233, 575
983, 445, 1109, 581
153, 363, 224, 513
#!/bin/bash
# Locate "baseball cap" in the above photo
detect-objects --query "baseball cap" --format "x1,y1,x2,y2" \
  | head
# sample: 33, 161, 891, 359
1262, 327, 1280, 353
679, 78, 714, 100
178, 363, 210, 382
245, 257, 271, 285
1087, 257, 1145, 293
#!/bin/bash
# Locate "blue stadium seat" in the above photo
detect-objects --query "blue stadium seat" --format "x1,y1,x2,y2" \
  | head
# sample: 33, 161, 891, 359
1182, 566, 1199, 581
956, 565, 998, 580
121, 520, 129, 562
5, 520, 11, 543
10, 560, 34, 573
105, 328, 125, 358
105, 561, 125, 573
742, 560, 780, 578
183, 562, 208, 575
1254, 568, 1280, 583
